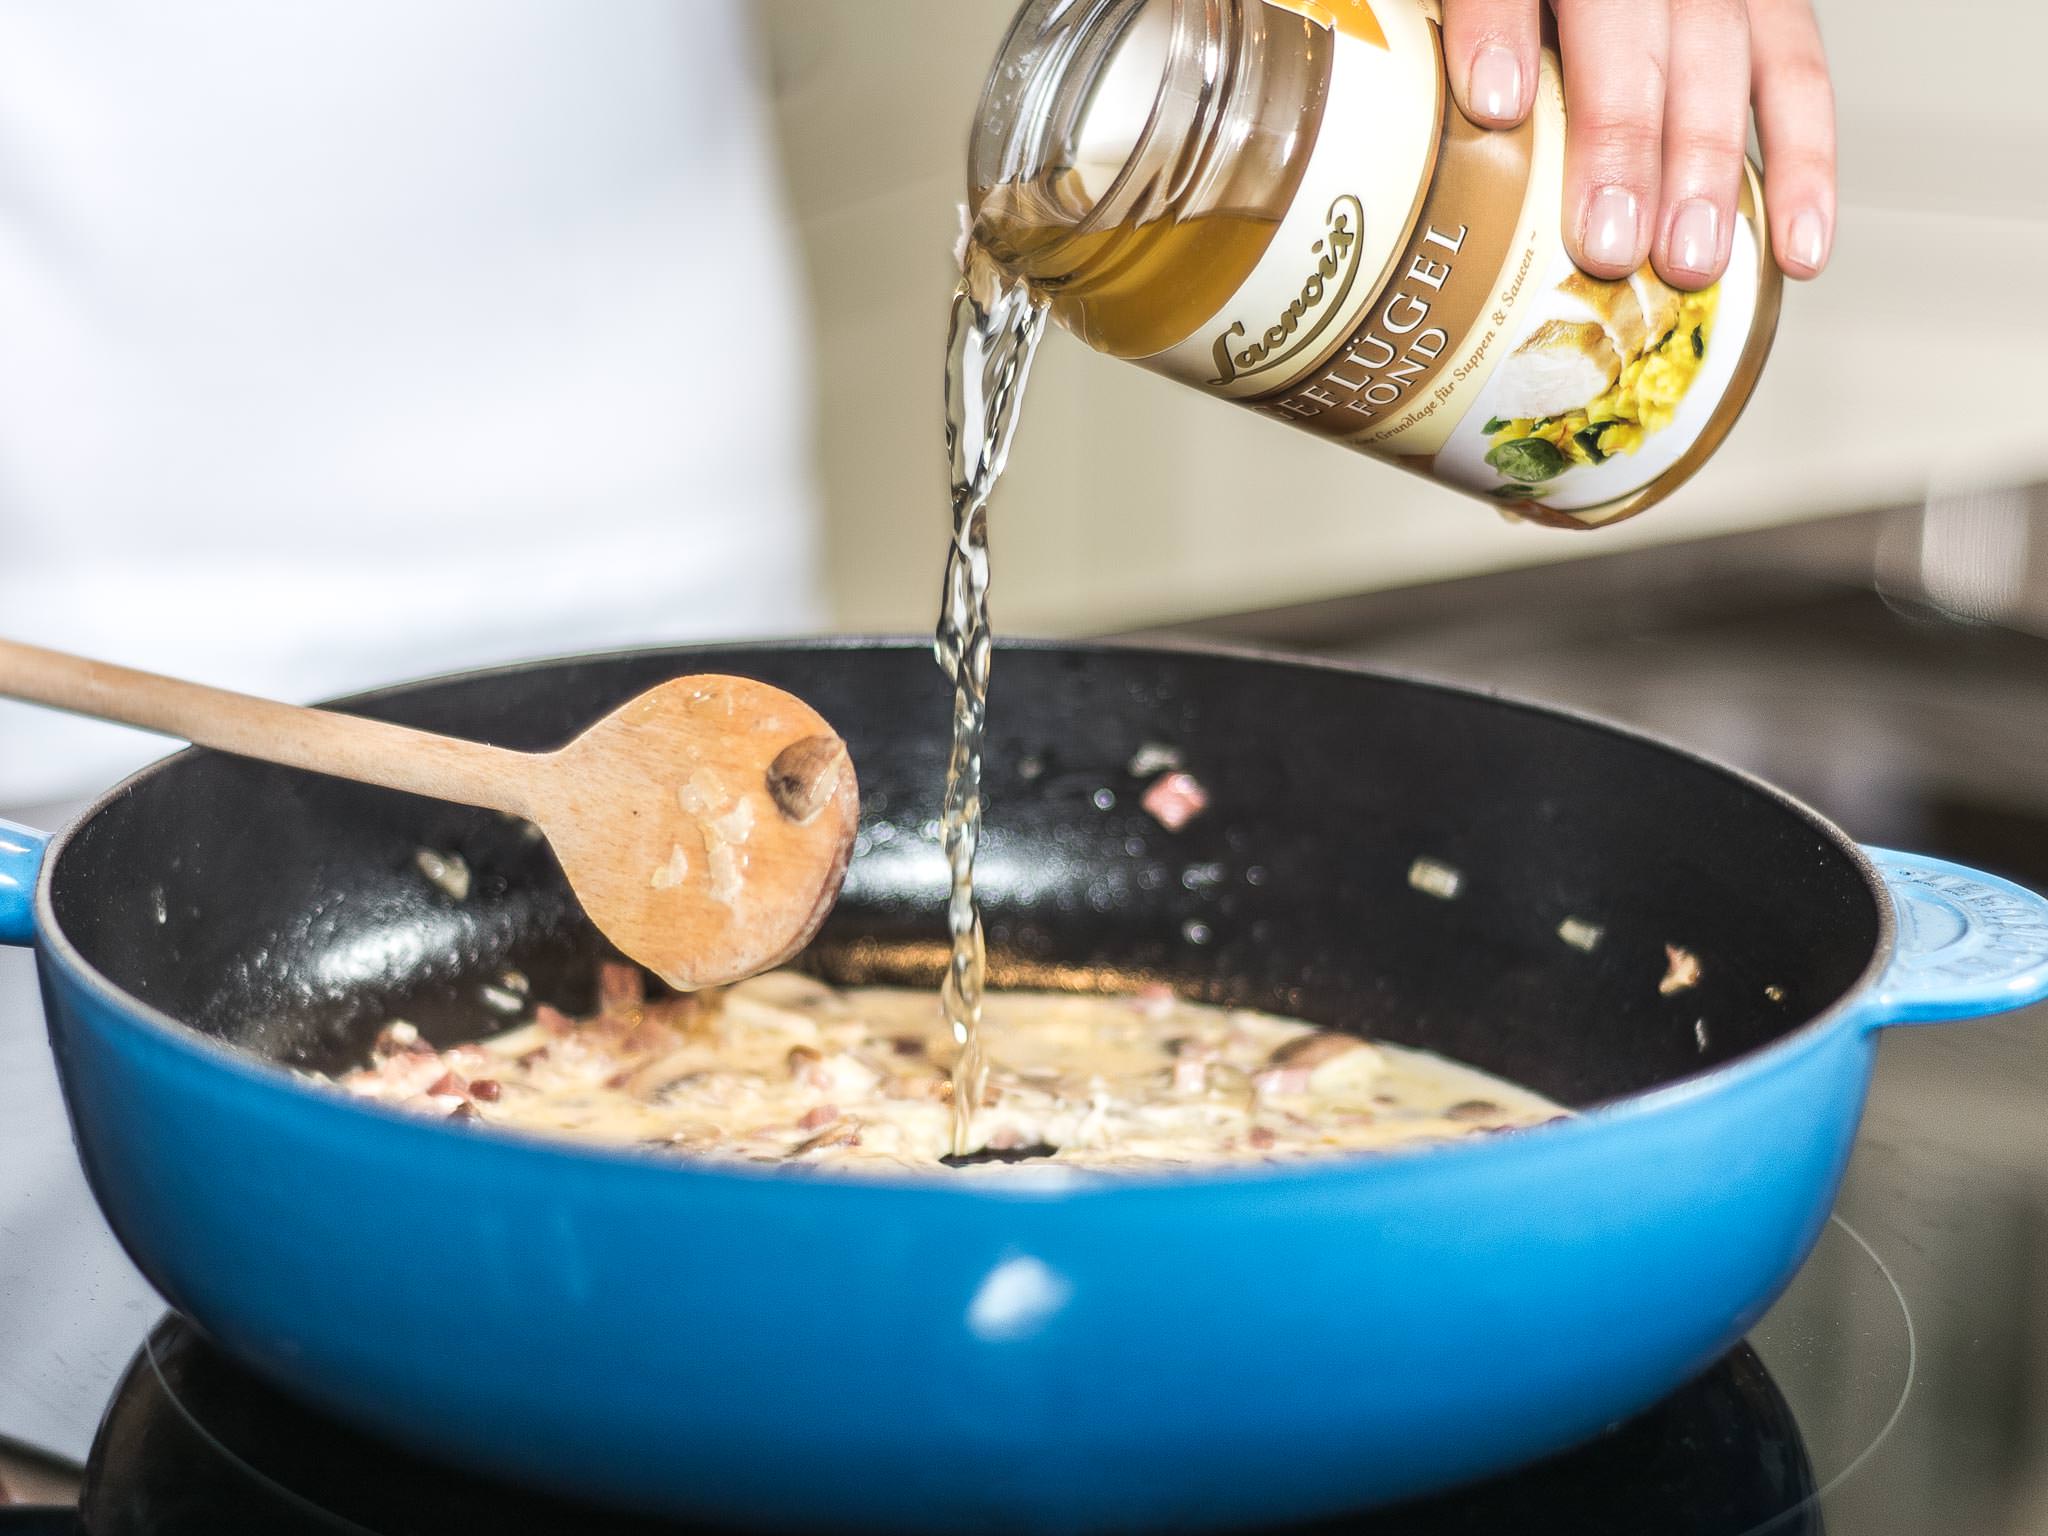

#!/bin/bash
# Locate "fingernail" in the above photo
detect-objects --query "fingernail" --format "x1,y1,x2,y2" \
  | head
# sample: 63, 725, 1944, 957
1667, 198, 1721, 279
1468, 45, 1523, 123
1581, 185, 1641, 271
1786, 208, 1829, 272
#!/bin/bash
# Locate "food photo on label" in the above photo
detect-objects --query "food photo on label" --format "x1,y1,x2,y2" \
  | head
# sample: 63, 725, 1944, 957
6, 3, 2048, 1535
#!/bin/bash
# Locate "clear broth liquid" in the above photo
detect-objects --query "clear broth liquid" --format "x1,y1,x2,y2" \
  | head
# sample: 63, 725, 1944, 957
937, 246, 1047, 1152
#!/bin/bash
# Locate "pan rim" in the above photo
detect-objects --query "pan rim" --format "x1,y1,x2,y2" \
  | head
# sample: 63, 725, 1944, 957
31, 635, 1896, 1200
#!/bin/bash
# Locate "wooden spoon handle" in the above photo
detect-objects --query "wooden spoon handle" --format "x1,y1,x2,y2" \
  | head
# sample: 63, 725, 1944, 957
0, 637, 535, 817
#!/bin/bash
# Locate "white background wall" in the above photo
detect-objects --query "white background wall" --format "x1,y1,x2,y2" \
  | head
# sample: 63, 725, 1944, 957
761, 0, 2048, 634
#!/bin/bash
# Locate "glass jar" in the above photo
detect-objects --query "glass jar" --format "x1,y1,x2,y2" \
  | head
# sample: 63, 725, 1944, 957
966, 0, 1782, 528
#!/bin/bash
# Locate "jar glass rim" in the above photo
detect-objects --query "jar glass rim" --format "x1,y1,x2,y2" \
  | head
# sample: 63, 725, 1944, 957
968, 0, 1225, 245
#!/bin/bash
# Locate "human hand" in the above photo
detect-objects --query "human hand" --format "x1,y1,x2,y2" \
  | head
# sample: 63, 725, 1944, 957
1443, 0, 1835, 289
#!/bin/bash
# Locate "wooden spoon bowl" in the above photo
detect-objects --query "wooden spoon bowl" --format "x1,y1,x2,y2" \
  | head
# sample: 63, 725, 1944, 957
537, 675, 857, 988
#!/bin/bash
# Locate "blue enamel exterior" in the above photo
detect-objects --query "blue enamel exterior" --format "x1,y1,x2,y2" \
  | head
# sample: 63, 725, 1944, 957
0, 821, 39, 945
6, 817, 2047, 1532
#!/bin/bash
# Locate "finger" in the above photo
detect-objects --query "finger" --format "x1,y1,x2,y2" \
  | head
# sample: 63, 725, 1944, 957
1654, 0, 1750, 288
1747, 0, 1836, 277
1441, 0, 1542, 128
1556, 0, 1672, 279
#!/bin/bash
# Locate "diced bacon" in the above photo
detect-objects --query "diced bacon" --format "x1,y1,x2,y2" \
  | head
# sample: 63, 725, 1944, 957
597, 963, 646, 1011
619, 1019, 676, 1057
1248, 1126, 1276, 1150
469, 1078, 501, 1103
350, 1051, 455, 1100
798, 1104, 840, 1131
426, 1071, 467, 1098
1141, 772, 1209, 831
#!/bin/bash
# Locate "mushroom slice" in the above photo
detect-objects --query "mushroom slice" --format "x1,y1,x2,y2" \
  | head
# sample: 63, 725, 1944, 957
1265, 1031, 1385, 1096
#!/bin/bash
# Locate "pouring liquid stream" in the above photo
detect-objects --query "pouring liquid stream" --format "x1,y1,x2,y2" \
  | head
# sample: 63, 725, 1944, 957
937, 245, 1047, 1154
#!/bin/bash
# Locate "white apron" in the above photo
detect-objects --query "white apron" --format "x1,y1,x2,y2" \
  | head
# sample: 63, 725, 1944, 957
0, 0, 817, 1460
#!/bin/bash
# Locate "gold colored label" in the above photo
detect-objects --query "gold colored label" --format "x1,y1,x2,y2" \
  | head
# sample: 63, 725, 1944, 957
1205, 194, 1369, 387
1251, 102, 1533, 435
1124, 1, 1773, 524
1145, 0, 1442, 399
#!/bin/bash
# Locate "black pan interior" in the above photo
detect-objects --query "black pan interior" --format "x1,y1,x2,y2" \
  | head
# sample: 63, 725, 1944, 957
47, 642, 1882, 1109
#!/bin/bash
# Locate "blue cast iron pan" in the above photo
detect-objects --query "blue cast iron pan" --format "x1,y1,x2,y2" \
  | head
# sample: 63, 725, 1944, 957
6, 640, 2046, 1533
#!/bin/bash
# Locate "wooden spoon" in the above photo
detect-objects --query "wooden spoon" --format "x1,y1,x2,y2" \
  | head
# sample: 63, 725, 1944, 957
0, 639, 859, 989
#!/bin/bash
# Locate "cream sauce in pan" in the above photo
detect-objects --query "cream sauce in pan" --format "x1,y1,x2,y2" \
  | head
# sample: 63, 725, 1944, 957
328, 965, 1565, 1174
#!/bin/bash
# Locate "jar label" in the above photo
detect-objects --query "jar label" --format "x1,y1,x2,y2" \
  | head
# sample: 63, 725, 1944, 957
1139, 0, 1771, 525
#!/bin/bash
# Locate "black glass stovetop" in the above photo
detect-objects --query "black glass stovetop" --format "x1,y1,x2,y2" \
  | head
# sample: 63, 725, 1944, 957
6, 1311, 1822, 1536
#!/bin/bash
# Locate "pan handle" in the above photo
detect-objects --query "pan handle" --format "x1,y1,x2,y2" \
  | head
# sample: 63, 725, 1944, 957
1863, 847, 2048, 1026
0, 818, 46, 946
